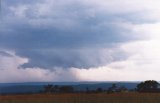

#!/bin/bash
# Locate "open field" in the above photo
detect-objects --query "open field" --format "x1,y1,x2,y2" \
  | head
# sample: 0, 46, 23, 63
0, 93, 160, 103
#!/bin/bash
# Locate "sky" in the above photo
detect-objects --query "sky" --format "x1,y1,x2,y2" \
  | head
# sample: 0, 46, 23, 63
0, 0, 160, 82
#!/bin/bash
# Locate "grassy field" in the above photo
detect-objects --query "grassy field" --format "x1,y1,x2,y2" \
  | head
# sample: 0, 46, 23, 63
0, 93, 160, 103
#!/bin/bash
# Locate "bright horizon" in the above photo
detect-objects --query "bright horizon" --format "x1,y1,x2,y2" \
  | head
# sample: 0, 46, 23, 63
0, 0, 160, 82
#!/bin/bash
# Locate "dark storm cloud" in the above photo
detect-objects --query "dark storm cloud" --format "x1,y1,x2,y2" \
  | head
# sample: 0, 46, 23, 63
0, 0, 138, 69
16, 48, 128, 69
0, 22, 134, 49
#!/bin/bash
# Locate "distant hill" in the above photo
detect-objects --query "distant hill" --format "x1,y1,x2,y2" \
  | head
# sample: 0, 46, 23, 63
0, 82, 139, 94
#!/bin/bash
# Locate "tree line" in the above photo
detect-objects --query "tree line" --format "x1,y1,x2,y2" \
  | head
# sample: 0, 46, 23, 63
136, 80, 160, 93
43, 80, 160, 94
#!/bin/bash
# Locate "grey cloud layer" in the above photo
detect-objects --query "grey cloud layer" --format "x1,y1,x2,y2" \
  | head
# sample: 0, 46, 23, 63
0, 0, 140, 69
16, 49, 128, 69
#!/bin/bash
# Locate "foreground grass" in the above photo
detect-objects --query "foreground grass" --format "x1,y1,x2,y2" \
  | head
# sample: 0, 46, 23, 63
0, 93, 160, 103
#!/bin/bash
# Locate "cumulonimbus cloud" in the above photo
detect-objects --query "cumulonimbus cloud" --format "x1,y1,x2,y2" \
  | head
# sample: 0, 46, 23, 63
0, 0, 160, 70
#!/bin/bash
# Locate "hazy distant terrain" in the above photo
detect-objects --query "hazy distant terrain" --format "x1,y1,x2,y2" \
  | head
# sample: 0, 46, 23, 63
0, 82, 138, 94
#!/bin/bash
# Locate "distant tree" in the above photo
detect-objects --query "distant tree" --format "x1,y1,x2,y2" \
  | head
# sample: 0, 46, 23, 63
118, 86, 128, 93
86, 87, 90, 93
59, 86, 74, 93
96, 87, 103, 93
53, 85, 59, 93
112, 84, 117, 89
44, 84, 54, 93
137, 80, 159, 92
107, 84, 117, 93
